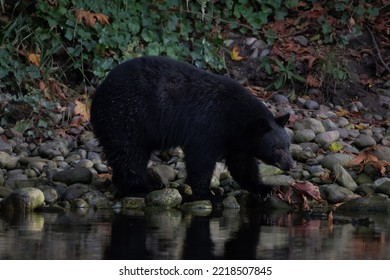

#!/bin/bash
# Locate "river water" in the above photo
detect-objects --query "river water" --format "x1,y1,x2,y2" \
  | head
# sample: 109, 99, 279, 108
1, 208, 390, 260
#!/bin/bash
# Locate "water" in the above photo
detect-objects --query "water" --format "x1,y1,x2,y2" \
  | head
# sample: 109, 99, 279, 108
1, 208, 390, 260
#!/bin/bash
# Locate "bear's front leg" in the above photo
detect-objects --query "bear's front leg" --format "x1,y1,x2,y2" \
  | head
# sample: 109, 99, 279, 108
226, 153, 273, 199
184, 151, 217, 201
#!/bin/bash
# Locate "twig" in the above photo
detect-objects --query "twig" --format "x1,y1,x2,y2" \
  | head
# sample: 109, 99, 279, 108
366, 24, 390, 74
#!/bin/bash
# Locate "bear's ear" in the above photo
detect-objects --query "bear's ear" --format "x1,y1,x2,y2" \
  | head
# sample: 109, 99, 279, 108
247, 118, 272, 135
275, 113, 290, 127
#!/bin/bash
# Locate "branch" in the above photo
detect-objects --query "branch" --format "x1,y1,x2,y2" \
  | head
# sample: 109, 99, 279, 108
366, 25, 390, 74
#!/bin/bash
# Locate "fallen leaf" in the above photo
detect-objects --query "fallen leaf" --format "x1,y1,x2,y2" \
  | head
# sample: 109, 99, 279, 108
328, 141, 344, 152
74, 99, 90, 122
75, 9, 110, 26
28, 53, 40, 66
290, 181, 322, 201
230, 45, 244, 61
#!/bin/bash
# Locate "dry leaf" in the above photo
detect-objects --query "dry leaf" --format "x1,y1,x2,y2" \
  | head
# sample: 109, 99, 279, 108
75, 9, 110, 26
74, 99, 90, 122
230, 45, 244, 61
28, 53, 40, 66
290, 181, 322, 201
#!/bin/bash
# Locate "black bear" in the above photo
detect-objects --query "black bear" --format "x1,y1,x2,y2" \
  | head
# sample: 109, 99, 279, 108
90, 56, 295, 200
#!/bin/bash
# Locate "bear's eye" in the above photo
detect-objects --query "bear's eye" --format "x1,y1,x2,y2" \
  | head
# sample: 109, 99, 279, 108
274, 145, 282, 150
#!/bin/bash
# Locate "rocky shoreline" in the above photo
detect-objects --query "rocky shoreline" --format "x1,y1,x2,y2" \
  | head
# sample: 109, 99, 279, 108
0, 96, 389, 215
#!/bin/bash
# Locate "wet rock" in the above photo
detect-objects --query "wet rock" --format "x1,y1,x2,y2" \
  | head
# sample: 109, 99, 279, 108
333, 164, 358, 191
2, 187, 45, 212
63, 183, 90, 201
119, 197, 146, 209
52, 167, 93, 185
222, 195, 240, 209
71, 198, 90, 208
315, 131, 340, 146
319, 184, 359, 204
41, 186, 59, 204
0, 151, 19, 169
320, 153, 355, 169
353, 134, 377, 148
81, 190, 111, 208
293, 118, 325, 134
145, 188, 182, 208
180, 200, 212, 215
294, 129, 316, 143
0, 186, 13, 198
337, 195, 390, 212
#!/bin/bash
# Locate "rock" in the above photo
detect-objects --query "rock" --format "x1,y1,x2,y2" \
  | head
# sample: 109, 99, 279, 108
38, 140, 69, 159
0, 186, 13, 198
76, 159, 94, 169
71, 198, 90, 208
180, 200, 212, 215
333, 164, 358, 191
374, 178, 390, 187
375, 181, 390, 196
5, 173, 28, 189
63, 183, 90, 201
119, 197, 146, 209
319, 184, 359, 203
222, 195, 240, 209
320, 153, 355, 169
261, 175, 294, 186
259, 163, 284, 176
52, 167, 93, 185
315, 131, 340, 146
293, 35, 308, 46
373, 146, 390, 162
293, 118, 325, 134
356, 173, 374, 185
353, 134, 377, 148
338, 117, 349, 127
2, 187, 45, 212
93, 163, 109, 173
0, 136, 12, 153
152, 165, 177, 182
145, 188, 182, 208
41, 187, 59, 204
81, 190, 111, 208
355, 184, 375, 196
271, 94, 289, 106
337, 195, 390, 212
294, 129, 316, 143
305, 100, 319, 110
0, 151, 19, 169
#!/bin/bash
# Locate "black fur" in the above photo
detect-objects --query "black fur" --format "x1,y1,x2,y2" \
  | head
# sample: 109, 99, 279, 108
90, 56, 295, 199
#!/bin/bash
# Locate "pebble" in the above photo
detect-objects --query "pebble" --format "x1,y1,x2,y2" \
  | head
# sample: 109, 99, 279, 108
332, 164, 358, 191
353, 134, 377, 148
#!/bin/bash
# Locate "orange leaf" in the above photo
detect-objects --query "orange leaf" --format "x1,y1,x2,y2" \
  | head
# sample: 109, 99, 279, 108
76, 9, 109, 26
230, 46, 244, 61
74, 100, 90, 122
28, 53, 40, 66
306, 74, 321, 87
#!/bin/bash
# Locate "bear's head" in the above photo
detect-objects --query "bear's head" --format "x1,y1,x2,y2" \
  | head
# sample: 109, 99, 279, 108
250, 113, 296, 171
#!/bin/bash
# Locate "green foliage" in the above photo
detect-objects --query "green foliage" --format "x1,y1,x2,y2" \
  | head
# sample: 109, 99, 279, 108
259, 56, 305, 90
0, 0, 382, 104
